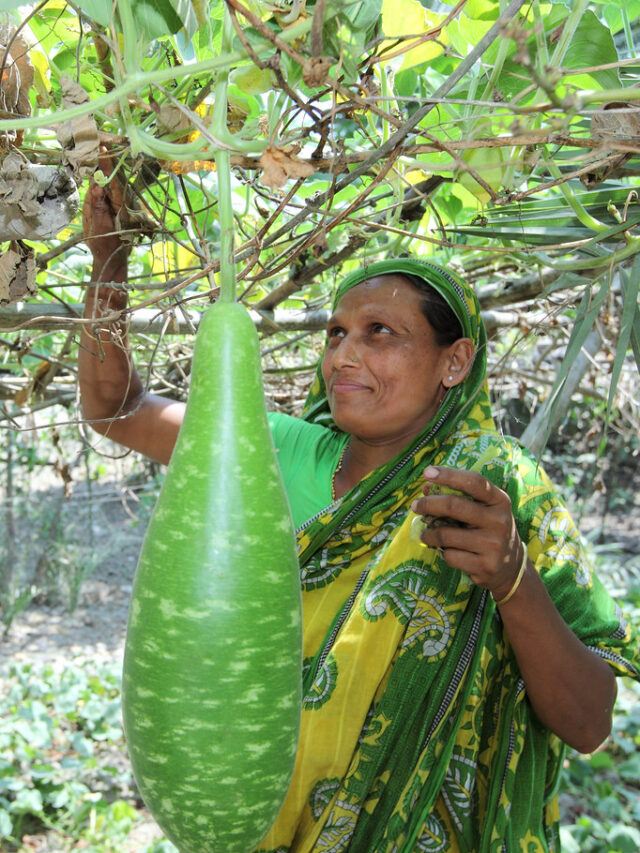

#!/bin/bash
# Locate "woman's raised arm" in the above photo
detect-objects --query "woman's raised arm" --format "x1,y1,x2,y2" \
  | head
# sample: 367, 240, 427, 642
79, 179, 185, 465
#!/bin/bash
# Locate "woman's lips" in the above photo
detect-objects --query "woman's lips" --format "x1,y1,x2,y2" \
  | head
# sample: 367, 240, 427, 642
330, 378, 370, 393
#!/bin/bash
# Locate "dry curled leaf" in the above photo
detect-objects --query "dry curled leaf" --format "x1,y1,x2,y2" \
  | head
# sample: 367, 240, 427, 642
0, 151, 40, 216
56, 78, 100, 183
0, 239, 36, 305
114, 200, 157, 240
0, 153, 79, 240
302, 56, 334, 88
258, 144, 314, 189
156, 103, 195, 144
0, 29, 34, 149
590, 102, 640, 144
582, 103, 640, 188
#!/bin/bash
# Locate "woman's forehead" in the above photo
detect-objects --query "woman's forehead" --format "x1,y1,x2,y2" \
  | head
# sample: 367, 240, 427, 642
335, 274, 419, 306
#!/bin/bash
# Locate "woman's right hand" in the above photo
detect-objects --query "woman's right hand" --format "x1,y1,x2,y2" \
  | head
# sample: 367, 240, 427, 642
82, 159, 130, 282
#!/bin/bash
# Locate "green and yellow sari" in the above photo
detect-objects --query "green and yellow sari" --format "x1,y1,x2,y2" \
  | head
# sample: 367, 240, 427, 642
258, 259, 640, 853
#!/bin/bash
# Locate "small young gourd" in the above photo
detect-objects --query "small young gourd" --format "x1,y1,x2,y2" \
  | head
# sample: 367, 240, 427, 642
122, 301, 302, 853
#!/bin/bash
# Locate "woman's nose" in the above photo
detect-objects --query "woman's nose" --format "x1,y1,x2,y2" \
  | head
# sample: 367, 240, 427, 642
332, 335, 360, 367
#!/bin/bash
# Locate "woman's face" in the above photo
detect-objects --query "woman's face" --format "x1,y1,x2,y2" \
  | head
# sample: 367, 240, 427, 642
321, 275, 464, 450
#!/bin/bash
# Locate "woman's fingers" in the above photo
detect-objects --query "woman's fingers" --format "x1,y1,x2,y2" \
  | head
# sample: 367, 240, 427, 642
423, 465, 501, 503
411, 464, 523, 593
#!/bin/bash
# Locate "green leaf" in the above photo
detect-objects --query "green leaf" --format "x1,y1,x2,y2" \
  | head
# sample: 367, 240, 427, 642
619, 262, 640, 376
607, 825, 640, 853
558, 827, 582, 853
11, 787, 44, 815
523, 279, 609, 453
588, 750, 614, 769
70, 733, 95, 757
617, 751, 640, 781
79, 0, 198, 39
347, 0, 383, 34
75, 1, 115, 28
133, 0, 183, 39
395, 69, 418, 98
0, 808, 12, 839
597, 794, 627, 820
562, 10, 621, 90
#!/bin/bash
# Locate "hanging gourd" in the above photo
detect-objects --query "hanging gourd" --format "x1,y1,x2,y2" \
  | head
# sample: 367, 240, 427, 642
121, 12, 302, 851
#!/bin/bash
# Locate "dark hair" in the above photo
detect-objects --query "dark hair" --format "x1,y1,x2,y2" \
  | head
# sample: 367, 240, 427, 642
402, 273, 463, 346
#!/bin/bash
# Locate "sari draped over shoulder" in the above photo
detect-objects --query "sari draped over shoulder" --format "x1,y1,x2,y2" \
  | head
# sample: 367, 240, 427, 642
256, 259, 640, 853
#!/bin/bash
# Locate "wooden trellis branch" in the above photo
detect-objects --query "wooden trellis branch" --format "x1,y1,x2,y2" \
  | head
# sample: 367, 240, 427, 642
0, 300, 544, 337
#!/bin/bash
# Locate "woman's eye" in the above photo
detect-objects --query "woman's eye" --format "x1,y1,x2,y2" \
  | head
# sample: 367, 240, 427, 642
327, 326, 344, 340
371, 323, 391, 335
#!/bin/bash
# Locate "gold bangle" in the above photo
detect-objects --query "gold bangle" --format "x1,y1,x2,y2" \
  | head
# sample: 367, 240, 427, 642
493, 546, 528, 607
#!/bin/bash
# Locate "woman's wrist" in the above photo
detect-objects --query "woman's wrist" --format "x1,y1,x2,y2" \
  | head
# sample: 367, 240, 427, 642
491, 546, 529, 606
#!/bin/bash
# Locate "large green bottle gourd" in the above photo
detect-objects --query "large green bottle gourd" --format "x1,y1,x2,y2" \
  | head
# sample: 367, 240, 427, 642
122, 302, 302, 853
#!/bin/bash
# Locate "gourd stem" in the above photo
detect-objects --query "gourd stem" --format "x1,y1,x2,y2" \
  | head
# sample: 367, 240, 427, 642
214, 7, 237, 304
216, 148, 236, 303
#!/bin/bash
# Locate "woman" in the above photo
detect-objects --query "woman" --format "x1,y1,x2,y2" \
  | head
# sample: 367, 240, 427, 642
81, 182, 639, 852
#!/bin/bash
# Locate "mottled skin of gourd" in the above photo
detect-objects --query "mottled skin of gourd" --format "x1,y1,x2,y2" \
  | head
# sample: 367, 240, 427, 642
122, 302, 302, 853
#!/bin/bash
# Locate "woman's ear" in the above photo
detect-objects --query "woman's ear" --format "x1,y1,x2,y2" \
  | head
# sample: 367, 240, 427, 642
441, 338, 475, 388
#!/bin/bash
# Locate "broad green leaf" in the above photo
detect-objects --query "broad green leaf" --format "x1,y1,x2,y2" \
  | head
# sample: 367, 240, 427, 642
132, 0, 183, 40
588, 750, 614, 769
558, 828, 581, 853
607, 824, 640, 853
601, 0, 640, 41
395, 68, 418, 98
11, 787, 44, 815
447, 12, 495, 58
481, 3, 620, 98
30, 49, 52, 106
561, 10, 621, 90
348, 0, 383, 34
78, 0, 198, 39
75, 0, 114, 28
381, 0, 447, 69
0, 809, 11, 839
462, 0, 500, 21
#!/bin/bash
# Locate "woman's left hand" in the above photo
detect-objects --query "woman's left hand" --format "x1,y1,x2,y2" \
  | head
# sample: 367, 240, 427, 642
411, 465, 525, 601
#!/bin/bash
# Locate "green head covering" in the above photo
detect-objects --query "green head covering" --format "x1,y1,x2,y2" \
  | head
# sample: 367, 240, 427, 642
302, 257, 488, 436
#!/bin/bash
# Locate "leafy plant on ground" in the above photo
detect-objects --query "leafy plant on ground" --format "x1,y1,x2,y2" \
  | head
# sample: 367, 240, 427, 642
0, 658, 154, 851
